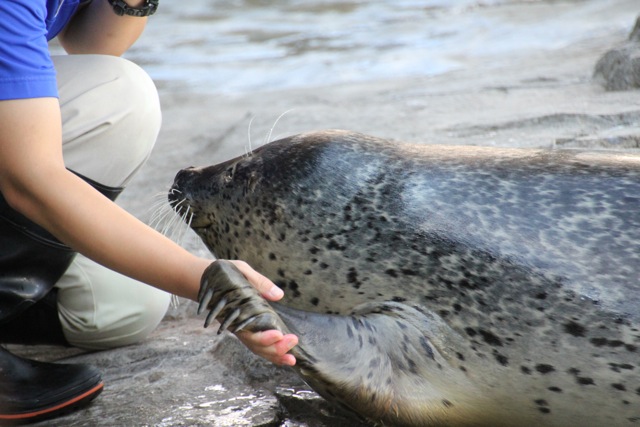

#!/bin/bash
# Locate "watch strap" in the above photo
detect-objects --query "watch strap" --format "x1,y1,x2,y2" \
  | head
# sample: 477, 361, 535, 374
107, 0, 158, 17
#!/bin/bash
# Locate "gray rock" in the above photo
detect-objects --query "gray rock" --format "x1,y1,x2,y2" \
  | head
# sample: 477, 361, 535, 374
594, 16, 640, 90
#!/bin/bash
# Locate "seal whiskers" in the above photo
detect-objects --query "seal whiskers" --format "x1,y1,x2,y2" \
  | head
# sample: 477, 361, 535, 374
244, 110, 294, 158
150, 190, 194, 244
264, 109, 294, 146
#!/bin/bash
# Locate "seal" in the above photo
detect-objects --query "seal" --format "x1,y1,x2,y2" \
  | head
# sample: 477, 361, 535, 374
169, 130, 640, 426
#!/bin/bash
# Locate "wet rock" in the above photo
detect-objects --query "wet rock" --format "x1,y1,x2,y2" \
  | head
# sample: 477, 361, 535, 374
157, 388, 280, 427
274, 387, 373, 427
555, 134, 640, 149
594, 15, 640, 91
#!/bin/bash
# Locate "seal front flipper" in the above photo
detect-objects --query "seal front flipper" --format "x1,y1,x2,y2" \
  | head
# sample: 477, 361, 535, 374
275, 302, 493, 427
198, 260, 288, 334
198, 265, 495, 426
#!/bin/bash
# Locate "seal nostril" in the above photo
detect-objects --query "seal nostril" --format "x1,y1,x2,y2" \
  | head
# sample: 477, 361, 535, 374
174, 167, 194, 181
172, 167, 198, 191
169, 167, 202, 209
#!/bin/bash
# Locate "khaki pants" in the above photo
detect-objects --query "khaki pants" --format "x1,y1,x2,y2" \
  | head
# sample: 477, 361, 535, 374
53, 54, 171, 350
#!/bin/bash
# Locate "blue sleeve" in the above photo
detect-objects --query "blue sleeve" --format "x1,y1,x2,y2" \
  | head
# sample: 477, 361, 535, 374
0, 0, 58, 100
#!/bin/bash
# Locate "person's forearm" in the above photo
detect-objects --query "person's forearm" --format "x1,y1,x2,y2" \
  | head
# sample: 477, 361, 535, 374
58, 0, 149, 55
29, 168, 209, 300
5, 165, 208, 300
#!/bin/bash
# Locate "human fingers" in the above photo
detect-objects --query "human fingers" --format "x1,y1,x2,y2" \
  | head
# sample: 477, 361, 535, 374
229, 260, 284, 301
237, 329, 298, 366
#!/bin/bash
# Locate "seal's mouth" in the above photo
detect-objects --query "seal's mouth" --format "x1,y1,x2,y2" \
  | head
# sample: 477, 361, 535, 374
169, 166, 223, 231
190, 222, 212, 232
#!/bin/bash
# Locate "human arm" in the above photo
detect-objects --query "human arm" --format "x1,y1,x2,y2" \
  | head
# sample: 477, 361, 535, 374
58, 0, 149, 55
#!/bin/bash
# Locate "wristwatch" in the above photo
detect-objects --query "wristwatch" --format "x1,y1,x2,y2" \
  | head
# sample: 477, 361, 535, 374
107, 0, 159, 17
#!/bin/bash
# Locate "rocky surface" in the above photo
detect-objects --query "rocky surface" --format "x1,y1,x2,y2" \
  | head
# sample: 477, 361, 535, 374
10, 315, 366, 426
10, 4, 640, 427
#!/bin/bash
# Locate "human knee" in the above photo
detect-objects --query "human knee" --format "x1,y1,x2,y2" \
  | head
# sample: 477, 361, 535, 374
103, 288, 172, 348
104, 55, 161, 136
57, 256, 171, 350
92, 56, 162, 180
63, 287, 171, 351
58, 54, 162, 187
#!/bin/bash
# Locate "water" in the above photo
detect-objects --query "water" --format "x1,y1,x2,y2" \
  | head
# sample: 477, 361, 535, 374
124, 0, 635, 95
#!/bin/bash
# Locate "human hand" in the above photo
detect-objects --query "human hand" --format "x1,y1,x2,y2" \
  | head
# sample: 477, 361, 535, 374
197, 260, 298, 366
228, 260, 298, 366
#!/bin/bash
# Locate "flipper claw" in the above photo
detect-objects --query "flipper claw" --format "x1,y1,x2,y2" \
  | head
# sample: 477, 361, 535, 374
197, 260, 286, 334
204, 296, 227, 328
229, 315, 259, 333
218, 308, 241, 334
197, 287, 214, 315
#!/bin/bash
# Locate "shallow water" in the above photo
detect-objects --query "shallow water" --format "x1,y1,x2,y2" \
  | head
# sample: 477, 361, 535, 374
125, 0, 635, 95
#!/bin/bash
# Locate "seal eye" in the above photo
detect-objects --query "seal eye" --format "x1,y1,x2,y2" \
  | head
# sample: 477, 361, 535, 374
245, 171, 260, 195
223, 165, 236, 184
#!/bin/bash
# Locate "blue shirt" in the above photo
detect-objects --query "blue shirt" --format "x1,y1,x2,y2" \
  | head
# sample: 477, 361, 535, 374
0, 0, 81, 100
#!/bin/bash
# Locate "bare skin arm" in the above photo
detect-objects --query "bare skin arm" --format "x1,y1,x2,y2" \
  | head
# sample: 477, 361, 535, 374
58, 0, 149, 55
0, 2, 297, 365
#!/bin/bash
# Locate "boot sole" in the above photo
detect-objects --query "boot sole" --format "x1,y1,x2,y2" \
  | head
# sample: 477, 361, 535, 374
0, 381, 103, 424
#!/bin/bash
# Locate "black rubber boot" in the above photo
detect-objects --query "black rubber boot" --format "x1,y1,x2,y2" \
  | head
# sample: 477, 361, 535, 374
0, 346, 103, 424
0, 290, 67, 346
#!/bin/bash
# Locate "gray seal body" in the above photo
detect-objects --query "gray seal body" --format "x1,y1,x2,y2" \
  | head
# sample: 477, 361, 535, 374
170, 130, 640, 426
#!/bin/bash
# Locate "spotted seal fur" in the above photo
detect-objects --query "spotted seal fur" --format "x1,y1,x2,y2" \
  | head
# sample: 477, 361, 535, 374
170, 130, 640, 426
